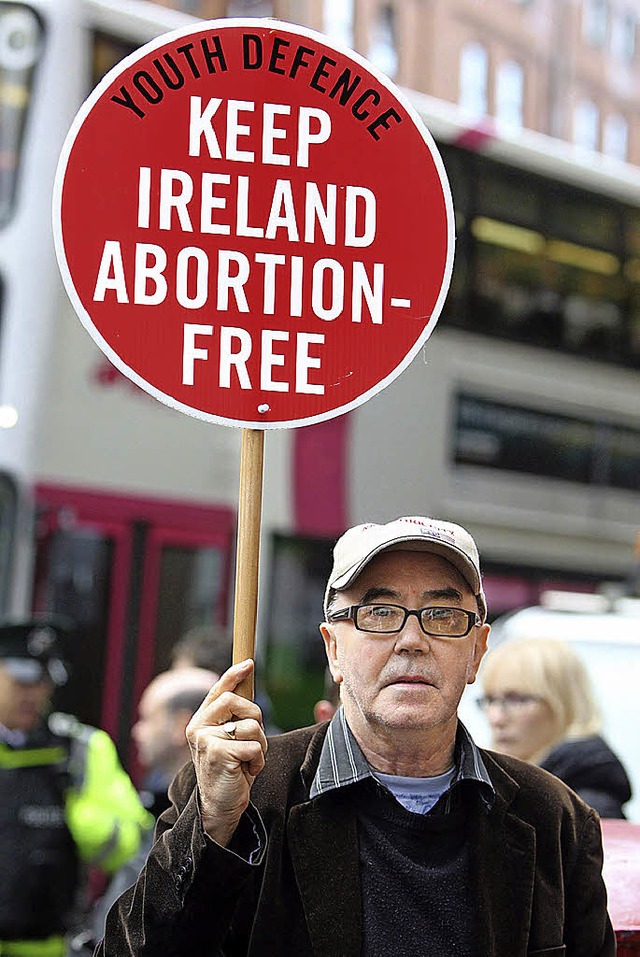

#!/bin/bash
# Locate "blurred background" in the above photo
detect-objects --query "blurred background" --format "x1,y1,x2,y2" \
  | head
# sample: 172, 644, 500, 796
1, 0, 639, 764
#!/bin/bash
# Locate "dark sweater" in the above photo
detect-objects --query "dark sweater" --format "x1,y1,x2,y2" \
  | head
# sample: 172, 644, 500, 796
540, 734, 632, 819
357, 782, 477, 957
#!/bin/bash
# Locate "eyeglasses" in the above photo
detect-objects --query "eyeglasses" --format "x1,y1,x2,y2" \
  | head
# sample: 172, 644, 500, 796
476, 693, 541, 714
327, 604, 481, 638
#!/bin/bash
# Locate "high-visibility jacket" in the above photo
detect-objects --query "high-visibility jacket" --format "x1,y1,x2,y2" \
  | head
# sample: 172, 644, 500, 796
0, 713, 153, 957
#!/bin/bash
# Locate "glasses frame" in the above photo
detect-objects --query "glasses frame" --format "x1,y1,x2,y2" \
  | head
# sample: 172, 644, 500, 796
476, 693, 542, 713
327, 603, 481, 637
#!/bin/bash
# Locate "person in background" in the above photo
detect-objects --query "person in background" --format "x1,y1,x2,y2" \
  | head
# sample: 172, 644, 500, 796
89, 667, 217, 946
132, 667, 220, 818
170, 624, 231, 678
97, 516, 614, 956
0, 619, 151, 957
313, 665, 340, 723
478, 636, 632, 818
171, 624, 280, 734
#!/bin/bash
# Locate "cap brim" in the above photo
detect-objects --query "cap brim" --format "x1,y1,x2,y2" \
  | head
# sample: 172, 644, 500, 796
1, 657, 48, 685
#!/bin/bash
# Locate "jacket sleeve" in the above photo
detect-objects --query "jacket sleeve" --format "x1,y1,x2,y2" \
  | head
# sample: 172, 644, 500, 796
95, 762, 267, 957
565, 809, 616, 957
65, 727, 153, 873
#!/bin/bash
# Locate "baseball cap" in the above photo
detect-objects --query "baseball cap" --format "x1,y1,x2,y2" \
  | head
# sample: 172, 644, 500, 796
324, 516, 487, 621
0, 620, 70, 686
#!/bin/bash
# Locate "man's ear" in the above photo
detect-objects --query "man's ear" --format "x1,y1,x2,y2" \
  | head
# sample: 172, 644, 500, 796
466, 623, 490, 685
172, 709, 193, 746
319, 622, 343, 684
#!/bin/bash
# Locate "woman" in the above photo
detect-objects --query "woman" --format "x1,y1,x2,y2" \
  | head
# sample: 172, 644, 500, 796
478, 637, 632, 818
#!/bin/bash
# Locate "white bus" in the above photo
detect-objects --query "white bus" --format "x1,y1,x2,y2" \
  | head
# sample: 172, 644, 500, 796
1, 0, 639, 751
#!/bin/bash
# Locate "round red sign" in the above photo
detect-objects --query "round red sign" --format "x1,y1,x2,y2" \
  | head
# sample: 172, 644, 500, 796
53, 19, 454, 429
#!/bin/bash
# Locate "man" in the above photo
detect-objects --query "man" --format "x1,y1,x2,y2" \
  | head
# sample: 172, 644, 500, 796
169, 624, 231, 676
170, 624, 280, 735
0, 618, 152, 957
132, 667, 220, 815
98, 516, 615, 956
89, 667, 218, 944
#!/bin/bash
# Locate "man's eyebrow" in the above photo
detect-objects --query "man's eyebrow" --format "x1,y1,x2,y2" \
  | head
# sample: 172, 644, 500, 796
357, 586, 464, 603
360, 586, 400, 603
423, 587, 464, 603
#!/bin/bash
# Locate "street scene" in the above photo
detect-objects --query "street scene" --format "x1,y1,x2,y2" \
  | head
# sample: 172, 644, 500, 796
1, 0, 639, 953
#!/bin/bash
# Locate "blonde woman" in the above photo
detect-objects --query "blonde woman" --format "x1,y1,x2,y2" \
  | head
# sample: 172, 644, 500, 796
478, 637, 632, 818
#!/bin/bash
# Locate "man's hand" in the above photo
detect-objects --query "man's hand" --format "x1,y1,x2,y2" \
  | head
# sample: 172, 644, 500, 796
186, 660, 267, 846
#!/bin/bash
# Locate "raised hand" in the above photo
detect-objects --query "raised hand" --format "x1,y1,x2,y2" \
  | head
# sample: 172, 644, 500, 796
186, 659, 267, 846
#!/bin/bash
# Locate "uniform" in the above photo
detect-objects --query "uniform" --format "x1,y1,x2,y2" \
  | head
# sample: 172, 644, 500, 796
0, 620, 152, 957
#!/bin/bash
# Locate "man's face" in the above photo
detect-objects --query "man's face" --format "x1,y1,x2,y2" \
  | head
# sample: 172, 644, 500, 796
0, 662, 52, 732
132, 685, 181, 771
320, 550, 489, 741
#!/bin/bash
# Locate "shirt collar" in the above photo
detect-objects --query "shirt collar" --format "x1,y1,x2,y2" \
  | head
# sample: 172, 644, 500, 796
310, 706, 495, 809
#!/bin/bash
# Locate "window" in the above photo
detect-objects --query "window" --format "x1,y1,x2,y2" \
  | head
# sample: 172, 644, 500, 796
323, 0, 354, 48
0, 4, 45, 225
573, 98, 599, 151
0, 472, 17, 613
459, 42, 488, 115
603, 113, 628, 161
453, 394, 640, 491
610, 10, 636, 60
368, 5, 398, 78
583, 0, 609, 47
226, 0, 274, 14
495, 59, 524, 129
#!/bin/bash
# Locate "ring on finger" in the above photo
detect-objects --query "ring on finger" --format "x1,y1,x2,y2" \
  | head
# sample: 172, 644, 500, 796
222, 721, 237, 740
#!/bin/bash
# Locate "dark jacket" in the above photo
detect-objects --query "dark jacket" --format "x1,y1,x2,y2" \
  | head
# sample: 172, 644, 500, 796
97, 722, 615, 957
540, 734, 632, 819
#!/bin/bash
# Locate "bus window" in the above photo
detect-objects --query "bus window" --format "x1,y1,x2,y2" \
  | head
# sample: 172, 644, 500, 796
0, 471, 18, 612
151, 542, 226, 673
453, 392, 640, 493
91, 30, 137, 87
32, 525, 112, 730
0, 3, 44, 225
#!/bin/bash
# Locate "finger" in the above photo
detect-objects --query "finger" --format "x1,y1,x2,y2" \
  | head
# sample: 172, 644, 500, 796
191, 733, 266, 779
189, 718, 267, 759
190, 660, 254, 719
215, 718, 268, 754
189, 690, 263, 733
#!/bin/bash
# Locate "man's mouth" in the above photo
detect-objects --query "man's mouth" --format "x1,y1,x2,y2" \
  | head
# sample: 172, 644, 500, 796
385, 675, 434, 687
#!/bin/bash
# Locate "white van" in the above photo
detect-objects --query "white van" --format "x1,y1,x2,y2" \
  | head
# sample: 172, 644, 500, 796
458, 591, 640, 822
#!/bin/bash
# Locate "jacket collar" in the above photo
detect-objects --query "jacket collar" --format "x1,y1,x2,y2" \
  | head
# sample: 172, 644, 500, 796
308, 708, 495, 811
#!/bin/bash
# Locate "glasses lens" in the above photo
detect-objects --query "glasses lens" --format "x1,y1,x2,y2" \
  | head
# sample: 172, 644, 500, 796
356, 604, 405, 632
421, 607, 469, 636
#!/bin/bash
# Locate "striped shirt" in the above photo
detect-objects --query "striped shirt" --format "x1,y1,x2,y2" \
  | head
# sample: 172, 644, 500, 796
309, 707, 495, 812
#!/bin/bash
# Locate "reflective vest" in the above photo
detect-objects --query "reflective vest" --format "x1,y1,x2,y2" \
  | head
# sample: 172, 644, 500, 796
0, 714, 152, 954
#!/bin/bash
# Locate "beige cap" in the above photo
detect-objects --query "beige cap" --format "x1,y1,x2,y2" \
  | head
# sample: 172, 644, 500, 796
324, 516, 487, 621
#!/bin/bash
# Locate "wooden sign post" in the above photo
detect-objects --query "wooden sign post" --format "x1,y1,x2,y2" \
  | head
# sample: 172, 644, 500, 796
233, 428, 264, 699
53, 19, 455, 700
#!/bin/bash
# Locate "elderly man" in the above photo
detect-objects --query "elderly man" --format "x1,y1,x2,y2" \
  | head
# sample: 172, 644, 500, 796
98, 516, 615, 956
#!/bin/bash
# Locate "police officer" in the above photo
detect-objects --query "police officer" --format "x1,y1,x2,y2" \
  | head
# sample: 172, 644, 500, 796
0, 619, 152, 957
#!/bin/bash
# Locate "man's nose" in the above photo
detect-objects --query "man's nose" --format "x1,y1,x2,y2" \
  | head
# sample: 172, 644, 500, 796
393, 614, 428, 651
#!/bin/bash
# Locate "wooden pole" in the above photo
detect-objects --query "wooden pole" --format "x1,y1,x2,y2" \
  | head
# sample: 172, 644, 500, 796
232, 428, 265, 700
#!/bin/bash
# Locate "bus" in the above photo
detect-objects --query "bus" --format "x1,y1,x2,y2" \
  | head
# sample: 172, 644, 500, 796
1, 0, 639, 756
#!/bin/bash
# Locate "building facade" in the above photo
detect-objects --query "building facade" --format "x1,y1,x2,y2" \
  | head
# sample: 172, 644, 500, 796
152, 0, 640, 165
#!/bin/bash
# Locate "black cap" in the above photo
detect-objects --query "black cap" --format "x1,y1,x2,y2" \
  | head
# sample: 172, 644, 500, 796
0, 619, 72, 686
